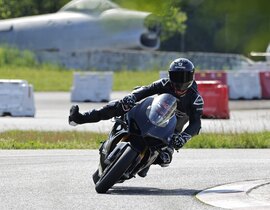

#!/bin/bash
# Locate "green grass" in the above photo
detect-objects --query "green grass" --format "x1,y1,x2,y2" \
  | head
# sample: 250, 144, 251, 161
113, 71, 160, 91
0, 46, 160, 91
0, 130, 269, 149
186, 132, 270, 148
0, 130, 107, 149
0, 65, 73, 91
0, 66, 160, 91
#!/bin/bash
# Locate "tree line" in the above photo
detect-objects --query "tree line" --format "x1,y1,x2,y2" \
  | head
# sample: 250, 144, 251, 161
0, 0, 269, 59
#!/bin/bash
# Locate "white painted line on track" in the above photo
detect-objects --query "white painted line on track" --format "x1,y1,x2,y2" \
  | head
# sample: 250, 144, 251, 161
196, 179, 270, 209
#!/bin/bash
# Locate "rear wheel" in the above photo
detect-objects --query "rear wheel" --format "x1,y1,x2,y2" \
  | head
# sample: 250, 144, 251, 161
95, 146, 137, 193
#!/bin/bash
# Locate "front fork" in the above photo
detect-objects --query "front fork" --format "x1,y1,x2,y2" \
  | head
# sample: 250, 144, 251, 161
98, 141, 135, 172
97, 135, 161, 179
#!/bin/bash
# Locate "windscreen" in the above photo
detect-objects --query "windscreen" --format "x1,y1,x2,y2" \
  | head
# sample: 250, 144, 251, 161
60, 0, 119, 14
147, 94, 177, 127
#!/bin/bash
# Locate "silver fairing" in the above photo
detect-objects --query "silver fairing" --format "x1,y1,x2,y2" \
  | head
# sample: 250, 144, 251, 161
0, 0, 160, 52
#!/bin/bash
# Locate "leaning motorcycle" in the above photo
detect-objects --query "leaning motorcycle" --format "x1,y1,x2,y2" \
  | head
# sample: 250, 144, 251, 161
92, 93, 177, 193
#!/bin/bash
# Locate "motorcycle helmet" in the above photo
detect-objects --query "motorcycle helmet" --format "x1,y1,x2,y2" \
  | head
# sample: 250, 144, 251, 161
168, 58, 195, 96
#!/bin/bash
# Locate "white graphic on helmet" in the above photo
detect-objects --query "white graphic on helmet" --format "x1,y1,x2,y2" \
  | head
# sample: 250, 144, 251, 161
175, 61, 185, 69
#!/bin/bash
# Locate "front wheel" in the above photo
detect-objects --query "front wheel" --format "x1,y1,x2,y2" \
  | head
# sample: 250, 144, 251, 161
95, 146, 137, 193
92, 169, 99, 184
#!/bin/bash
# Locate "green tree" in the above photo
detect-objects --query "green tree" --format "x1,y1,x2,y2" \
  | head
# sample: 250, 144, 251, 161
180, 0, 270, 57
0, 0, 69, 19
112, 0, 187, 46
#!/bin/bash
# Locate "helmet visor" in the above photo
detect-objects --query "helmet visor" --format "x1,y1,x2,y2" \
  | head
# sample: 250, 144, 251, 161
169, 71, 194, 83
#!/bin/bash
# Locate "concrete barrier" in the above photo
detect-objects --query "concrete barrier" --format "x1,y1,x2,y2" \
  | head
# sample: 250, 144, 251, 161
71, 72, 113, 102
36, 49, 252, 71
159, 71, 167, 79
194, 70, 270, 100
227, 71, 262, 99
0, 80, 35, 117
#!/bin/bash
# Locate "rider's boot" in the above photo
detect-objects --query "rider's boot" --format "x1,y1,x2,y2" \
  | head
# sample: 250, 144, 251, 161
69, 101, 126, 125
69, 105, 102, 125
137, 166, 150, 178
137, 147, 174, 178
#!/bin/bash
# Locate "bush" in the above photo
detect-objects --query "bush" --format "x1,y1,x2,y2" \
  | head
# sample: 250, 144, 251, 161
0, 46, 37, 67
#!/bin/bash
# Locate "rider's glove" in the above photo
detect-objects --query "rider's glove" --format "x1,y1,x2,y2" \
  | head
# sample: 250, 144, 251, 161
169, 132, 192, 151
120, 94, 136, 111
69, 105, 84, 126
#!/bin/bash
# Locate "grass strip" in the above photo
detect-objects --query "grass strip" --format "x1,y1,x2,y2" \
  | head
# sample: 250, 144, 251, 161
185, 132, 270, 149
0, 130, 107, 149
0, 130, 269, 149
0, 66, 160, 91
0, 46, 160, 91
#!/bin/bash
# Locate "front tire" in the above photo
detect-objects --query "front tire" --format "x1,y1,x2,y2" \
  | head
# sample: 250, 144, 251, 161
92, 169, 99, 184
95, 146, 137, 193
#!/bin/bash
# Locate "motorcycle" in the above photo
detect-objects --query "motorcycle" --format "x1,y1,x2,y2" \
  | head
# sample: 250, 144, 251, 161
92, 93, 177, 193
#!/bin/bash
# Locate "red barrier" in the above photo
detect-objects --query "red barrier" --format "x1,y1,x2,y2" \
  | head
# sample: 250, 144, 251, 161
197, 80, 230, 119
259, 71, 270, 99
195, 71, 227, 85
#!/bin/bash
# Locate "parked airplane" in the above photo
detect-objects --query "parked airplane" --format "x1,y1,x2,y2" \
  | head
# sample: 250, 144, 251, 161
250, 43, 270, 62
0, 0, 160, 52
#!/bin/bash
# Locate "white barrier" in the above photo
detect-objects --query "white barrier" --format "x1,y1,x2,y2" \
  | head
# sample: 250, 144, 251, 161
227, 71, 262, 99
159, 71, 168, 79
0, 80, 35, 117
71, 72, 113, 102
161, 70, 266, 100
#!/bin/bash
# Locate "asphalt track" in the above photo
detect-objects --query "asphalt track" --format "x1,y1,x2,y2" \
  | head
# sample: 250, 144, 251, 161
0, 149, 269, 210
0, 92, 270, 209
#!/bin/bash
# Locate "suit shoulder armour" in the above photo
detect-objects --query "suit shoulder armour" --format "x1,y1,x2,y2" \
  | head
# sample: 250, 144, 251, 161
156, 78, 170, 87
193, 94, 204, 106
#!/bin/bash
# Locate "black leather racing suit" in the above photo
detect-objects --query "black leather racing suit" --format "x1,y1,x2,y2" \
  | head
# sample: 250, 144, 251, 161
132, 79, 203, 136
82, 78, 204, 138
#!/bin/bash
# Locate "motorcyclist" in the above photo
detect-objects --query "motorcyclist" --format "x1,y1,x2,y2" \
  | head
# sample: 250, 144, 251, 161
69, 57, 204, 177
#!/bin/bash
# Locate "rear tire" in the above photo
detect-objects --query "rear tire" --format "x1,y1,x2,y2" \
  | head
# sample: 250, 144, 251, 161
95, 146, 137, 193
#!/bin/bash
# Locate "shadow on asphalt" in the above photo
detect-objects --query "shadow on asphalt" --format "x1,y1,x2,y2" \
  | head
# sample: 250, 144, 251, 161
109, 186, 200, 196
